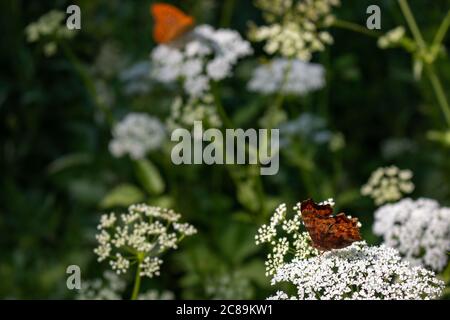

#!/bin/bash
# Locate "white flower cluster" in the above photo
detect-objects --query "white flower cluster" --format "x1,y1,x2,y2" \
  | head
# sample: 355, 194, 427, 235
373, 198, 450, 272
77, 271, 126, 300
268, 241, 444, 300
77, 271, 175, 300
250, 0, 339, 60
25, 10, 77, 56
109, 113, 166, 159
255, 203, 319, 276
94, 204, 197, 278
361, 166, 414, 205
151, 25, 253, 98
248, 58, 325, 95
279, 113, 332, 146
205, 271, 253, 300
378, 27, 406, 49
119, 61, 153, 96
166, 95, 222, 130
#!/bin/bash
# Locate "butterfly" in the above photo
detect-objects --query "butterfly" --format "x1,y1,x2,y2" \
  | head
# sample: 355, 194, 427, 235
150, 3, 195, 44
300, 199, 362, 251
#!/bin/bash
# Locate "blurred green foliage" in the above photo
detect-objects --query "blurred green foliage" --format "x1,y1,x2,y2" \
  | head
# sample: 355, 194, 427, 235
0, 0, 449, 299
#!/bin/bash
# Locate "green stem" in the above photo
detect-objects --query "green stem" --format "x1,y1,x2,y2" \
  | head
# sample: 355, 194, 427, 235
60, 42, 113, 125
220, 0, 236, 27
211, 82, 233, 128
432, 10, 450, 48
130, 259, 142, 300
398, 0, 427, 50
332, 19, 381, 38
425, 64, 450, 127
398, 0, 450, 127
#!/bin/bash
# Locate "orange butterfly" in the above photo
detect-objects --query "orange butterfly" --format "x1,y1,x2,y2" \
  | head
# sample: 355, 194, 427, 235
150, 3, 195, 44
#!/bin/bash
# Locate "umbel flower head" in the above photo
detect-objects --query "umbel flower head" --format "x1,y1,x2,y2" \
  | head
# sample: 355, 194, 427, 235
361, 166, 414, 205
248, 58, 325, 95
25, 10, 77, 56
373, 198, 450, 272
268, 241, 444, 300
109, 113, 166, 160
77, 271, 175, 300
257, 200, 444, 300
151, 25, 253, 98
94, 204, 197, 278
249, 0, 340, 60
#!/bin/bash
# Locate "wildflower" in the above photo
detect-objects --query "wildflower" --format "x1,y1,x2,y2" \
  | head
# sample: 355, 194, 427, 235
255, 203, 319, 276
378, 27, 406, 49
373, 198, 450, 272
109, 113, 166, 159
205, 271, 253, 299
94, 204, 197, 278
151, 25, 252, 98
119, 61, 153, 96
279, 113, 333, 146
25, 10, 77, 56
361, 166, 414, 205
166, 95, 221, 130
250, 0, 340, 60
77, 271, 175, 300
77, 271, 126, 300
268, 241, 444, 300
248, 58, 325, 95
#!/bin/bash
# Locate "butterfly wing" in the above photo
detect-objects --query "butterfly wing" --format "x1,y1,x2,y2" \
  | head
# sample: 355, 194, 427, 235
151, 3, 195, 44
300, 199, 362, 251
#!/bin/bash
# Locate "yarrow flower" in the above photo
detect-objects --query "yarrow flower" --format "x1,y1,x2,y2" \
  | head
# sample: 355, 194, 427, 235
151, 25, 253, 98
249, 0, 340, 60
361, 166, 414, 205
255, 203, 319, 276
94, 204, 197, 278
25, 10, 77, 56
248, 58, 325, 95
373, 198, 450, 272
109, 113, 166, 159
268, 241, 444, 300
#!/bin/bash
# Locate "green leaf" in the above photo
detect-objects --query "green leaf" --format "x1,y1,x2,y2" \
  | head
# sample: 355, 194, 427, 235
134, 159, 165, 196
47, 153, 92, 174
99, 183, 145, 209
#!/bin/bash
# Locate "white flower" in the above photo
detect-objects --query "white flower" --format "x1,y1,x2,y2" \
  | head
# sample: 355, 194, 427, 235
109, 113, 166, 159
373, 198, 450, 272
77, 271, 126, 300
25, 10, 77, 56
269, 241, 444, 300
378, 27, 406, 49
250, 0, 339, 60
151, 24, 252, 98
94, 204, 196, 278
361, 166, 415, 205
248, 58, 325, 95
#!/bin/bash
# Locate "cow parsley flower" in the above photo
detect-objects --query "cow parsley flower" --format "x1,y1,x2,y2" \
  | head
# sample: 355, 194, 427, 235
279, 113, 333, 146
268, 241, 444, 300
373, 198, 450, 272
94, 204, 197, 278
361, 166, 414, 205
25, 10, 77, 56
250, 0, 340, 60
248, 58, 325, 95
166, 95, 222, 130
77, 271, 175, 300
109, 113, 166, 159
205, 271, 253, 300
119, 61, 153, 96
378, 27, 406, 49
151, 25, 253, 98
255, 203, 319, 276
